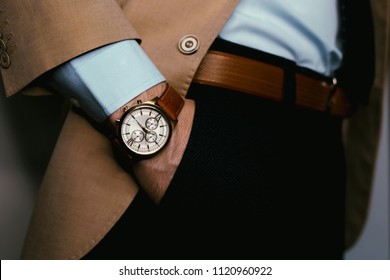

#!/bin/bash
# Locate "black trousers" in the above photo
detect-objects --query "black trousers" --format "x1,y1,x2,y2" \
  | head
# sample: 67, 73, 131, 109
83, 40, 346, 260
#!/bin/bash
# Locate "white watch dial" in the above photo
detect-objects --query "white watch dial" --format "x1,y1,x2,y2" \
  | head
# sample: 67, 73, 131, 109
119, 103, 172, 157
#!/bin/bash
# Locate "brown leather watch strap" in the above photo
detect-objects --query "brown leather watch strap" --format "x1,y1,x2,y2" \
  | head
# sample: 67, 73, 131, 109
157, 85, 184, 121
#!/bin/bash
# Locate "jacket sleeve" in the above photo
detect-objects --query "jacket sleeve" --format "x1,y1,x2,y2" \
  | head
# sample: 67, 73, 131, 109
0, 0, 139, 97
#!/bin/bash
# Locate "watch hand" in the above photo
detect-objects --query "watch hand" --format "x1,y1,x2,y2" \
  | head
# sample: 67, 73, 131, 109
131, 114, 148, 133
137, 120, 148, 133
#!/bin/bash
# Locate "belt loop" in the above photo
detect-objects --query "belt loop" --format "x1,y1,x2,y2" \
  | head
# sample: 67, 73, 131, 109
283, 62, 296, 107
325, 77, 338, 114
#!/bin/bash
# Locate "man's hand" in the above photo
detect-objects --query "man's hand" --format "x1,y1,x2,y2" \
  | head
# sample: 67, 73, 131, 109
107, 82, 195, 204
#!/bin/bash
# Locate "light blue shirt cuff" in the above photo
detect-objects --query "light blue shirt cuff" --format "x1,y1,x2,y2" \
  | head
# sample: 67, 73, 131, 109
49, 40, 165, 123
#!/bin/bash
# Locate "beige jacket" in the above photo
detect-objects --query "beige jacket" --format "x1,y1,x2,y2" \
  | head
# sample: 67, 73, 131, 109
0, 0, 388, 259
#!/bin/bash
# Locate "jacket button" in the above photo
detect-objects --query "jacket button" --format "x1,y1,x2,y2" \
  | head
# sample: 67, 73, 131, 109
178, 35, 200, 54
0, 51, 10, 68
0, 33, 10, 69
0, 38, 6, 51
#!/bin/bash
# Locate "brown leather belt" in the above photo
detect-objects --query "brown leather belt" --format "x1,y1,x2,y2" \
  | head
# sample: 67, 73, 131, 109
192, 50, 352, 117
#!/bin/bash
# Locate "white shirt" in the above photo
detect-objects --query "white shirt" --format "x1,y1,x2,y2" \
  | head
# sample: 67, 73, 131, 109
50, 0, 342, 122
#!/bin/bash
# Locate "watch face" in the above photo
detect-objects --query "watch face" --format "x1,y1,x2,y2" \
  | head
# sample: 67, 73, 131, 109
119, 103, 172, 157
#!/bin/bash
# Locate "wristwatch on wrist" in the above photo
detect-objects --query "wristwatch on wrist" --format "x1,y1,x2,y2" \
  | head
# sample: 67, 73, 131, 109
111, 85, 184, 160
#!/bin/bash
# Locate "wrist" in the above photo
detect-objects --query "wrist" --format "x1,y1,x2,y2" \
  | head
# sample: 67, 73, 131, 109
107, 81, 184, 161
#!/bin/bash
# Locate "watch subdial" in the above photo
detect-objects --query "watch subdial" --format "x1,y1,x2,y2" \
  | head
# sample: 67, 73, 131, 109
145, 117, 158, 130
145, 131, 157, 143
131, 130, 145, 142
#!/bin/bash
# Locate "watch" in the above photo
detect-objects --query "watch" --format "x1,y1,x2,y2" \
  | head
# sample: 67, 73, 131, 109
112, 85, 184, 160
